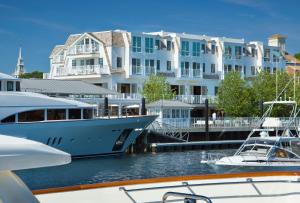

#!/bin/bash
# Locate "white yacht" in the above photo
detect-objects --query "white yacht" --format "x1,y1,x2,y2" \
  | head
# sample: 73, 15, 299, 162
0, 91, 156, 157
0, 72, 156, 157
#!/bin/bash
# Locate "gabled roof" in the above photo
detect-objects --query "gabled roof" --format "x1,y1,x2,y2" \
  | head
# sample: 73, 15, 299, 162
147, 99, 193, 108
21, 79, 118, 95
65, 34, 81, 46
0, 72, 19, 80
284, 54, 300, 63
50, 45, 65, 57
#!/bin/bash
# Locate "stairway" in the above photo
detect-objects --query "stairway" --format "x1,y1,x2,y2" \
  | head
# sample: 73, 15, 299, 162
147, 121, 190, 142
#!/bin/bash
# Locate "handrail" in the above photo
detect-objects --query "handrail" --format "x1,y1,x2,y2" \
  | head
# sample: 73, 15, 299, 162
162, 192, 212, 203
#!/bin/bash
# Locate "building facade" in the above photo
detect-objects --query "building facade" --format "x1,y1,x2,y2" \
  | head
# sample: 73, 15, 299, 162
46, 30, 286, 104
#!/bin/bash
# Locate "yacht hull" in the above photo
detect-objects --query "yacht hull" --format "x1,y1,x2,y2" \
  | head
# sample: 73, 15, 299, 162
0, 116, 156, 157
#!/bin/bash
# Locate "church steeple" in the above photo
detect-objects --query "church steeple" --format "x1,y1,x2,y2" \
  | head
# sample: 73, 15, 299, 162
15, 47, 24, 78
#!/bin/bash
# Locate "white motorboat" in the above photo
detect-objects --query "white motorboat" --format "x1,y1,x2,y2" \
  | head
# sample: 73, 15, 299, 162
213, 99, 300, 167
0, 91, 156, 157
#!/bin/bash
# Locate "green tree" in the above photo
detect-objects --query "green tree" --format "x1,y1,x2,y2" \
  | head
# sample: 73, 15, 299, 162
252, 71, 294, 116
217, 71, 255, 117
19, 71, 43, 79
141, 75, 175, 103
295, 53, 300, 61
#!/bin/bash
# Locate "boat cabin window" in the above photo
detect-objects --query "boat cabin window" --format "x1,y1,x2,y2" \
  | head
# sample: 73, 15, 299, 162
18, 110, 45, 122
1, 114, 16, 123
7, 81, 14, 91
16, 81, 21, 91
69, 109, 81, 119
47, 109, 66, 120
83, 109, 93, 119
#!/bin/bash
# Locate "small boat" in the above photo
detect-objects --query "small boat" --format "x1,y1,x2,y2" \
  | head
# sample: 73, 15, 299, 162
212, 100, 300, 167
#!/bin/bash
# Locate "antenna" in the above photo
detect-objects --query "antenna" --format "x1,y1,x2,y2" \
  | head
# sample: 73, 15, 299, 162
276, 60, 278, 100
294, 60, 296, 101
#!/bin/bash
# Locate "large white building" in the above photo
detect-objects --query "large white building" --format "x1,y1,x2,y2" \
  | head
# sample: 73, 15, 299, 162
46, 30, 286, 104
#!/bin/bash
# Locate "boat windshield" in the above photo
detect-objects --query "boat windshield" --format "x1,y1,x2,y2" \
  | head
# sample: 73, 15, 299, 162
244, 139, 276, 146
239, 144, 271, 156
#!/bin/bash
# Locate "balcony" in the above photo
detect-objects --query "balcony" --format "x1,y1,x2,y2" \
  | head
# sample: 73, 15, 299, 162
68, 45, 100, 55
181, 69, 190, 77
235, 55, 242, 60
54, 65, 109, 77
175, 95, 217, 104
192, 69, 201, 77
224, 54, 232, 60
203, 73, 220, 79
53, 55, 64, 63
145, 66, 155, 75
157, 69, 176, 77
132, 66, 143, 75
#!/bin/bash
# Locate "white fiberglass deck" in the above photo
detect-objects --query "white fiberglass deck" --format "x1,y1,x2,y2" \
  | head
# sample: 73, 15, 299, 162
35, 172, 300, 203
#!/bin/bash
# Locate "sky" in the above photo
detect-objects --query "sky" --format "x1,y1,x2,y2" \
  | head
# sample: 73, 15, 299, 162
0, 0, 299, 74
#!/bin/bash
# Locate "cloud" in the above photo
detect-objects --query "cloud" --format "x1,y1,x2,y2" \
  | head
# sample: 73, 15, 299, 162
221, 0, 289, 19
0, 3, 15, 9
222, 0, 263, 8
22, 18, 76, 33
0, 28, 14, 36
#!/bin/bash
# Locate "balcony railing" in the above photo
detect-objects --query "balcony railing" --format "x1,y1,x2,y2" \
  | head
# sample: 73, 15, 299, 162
181, 69, 190, 77
203, 73, 220, 79
53, 55, 64, 63
224, 54, 232, 59
157, 117, 299, 130
235, 55, 242, 59
108, 93, 142, 100
54, 65, 109, 77
192, 69, 201, 77
68, 45, 100, 55
157, 69, 176, 77
132, 66, 143, 75
145, 66, 155, 75
174, 95, 217, 104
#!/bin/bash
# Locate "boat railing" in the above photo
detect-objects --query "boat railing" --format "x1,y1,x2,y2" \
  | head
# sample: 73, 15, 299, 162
119, 178, 300, 203
162, 192, 212, 203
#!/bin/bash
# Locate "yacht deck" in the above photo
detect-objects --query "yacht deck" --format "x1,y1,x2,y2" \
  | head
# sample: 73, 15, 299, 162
34, 171, 300, 203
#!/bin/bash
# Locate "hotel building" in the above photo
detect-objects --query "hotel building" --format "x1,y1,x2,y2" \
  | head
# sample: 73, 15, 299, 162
45, 30, 286, 104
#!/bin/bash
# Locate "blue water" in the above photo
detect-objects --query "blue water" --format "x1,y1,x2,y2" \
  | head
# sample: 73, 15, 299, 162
15, 150, 300, 190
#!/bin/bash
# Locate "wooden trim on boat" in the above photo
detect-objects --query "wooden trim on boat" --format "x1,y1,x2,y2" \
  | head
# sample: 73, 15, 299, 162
32, 171, 300, 195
